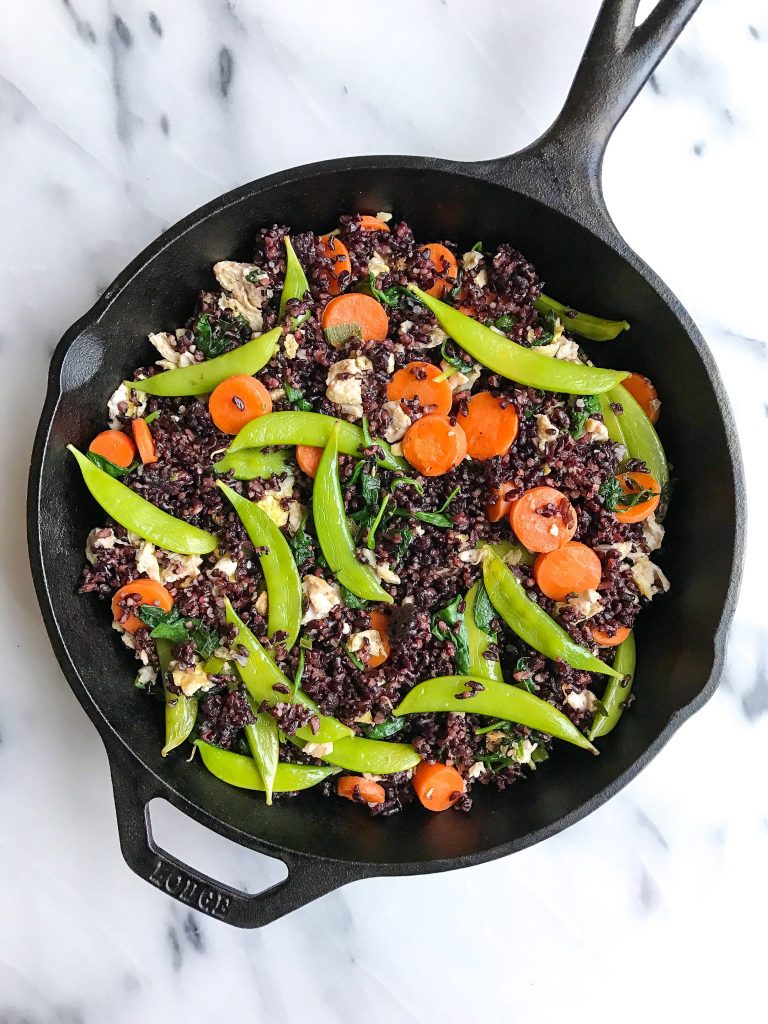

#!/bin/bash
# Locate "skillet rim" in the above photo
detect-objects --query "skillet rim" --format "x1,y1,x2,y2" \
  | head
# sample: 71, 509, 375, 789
27, 153, 746, 878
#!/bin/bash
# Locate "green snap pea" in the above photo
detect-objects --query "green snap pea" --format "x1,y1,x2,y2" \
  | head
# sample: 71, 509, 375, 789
464, 582, 503, 682
294, 735, 420, 774
482, 550, 622, 678
245, 697, 280, 805
589, 631, 636, 741
408, 286, 628, 395
313, 425, 393, 604
533, 294, 630, 341
213, 449, 292, 481
484, 540, 536, 567
156, 638, 198, 757
218, 482, 302, 650
227, 410, 406, 471
280, 237, 311, 322
68, 445, 217, 555
224, 600, 353, 744
609, 384, 669, 487
394, 675, 596, 754
195, 740, 339, 793
597, 392, 627, 446
128, 327, 280, 396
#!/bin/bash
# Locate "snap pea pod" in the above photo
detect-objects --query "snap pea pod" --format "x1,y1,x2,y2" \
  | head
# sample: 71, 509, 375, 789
589, 631, 636, 741
128, 327, 281, 396
294, 735, 420, 774
597, 392, 627, 446
313, 425, 393, 604
485, 540, 536, 567
213, 449, 292, 481
609, 384, 669, 487
533, 294, 630, 341
280, 237, 311, 320
218, 482, 302, 650
394, 675, 596, 754
482, 550, 622, 678
195, 740, 339, 792
408, 286, 627, 395
465, 582, 503, 682
224, 600, 353, 743
227, 411, 406, 471
156, 638, 198, 757
68, 445, 217, 555
245, 695, 280, 805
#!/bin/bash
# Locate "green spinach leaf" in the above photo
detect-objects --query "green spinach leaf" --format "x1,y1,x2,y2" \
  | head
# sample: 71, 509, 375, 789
431, 594, 471, 675
87, 452, 137, 478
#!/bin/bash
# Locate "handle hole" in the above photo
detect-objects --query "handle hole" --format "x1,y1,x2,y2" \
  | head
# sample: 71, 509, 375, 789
148, 798, 288, 894
636, 0, 659, 27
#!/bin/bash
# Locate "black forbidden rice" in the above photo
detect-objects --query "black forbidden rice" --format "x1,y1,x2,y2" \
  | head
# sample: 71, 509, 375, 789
80, 214, 657, 817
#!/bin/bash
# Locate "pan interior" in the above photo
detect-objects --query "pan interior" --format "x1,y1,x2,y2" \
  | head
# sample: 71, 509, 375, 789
37, 164, 737, 867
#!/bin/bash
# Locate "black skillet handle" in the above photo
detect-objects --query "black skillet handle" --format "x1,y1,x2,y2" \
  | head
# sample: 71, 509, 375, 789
478, 0, 703, 228
107, 745, 356, 928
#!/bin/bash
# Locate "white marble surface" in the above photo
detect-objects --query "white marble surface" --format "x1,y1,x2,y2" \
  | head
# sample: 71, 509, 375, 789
2, 0, 767, 1020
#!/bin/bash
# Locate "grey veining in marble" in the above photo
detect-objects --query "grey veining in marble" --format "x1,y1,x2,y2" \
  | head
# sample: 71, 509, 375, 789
1, 1, 767, 1021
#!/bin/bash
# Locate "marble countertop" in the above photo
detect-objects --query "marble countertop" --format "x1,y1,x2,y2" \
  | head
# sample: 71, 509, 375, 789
2, 0, 767, 1020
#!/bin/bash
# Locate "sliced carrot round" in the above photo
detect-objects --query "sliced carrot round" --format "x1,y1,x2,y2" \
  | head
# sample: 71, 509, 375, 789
457, 391, 519, 460
88, 430, 136, 468
365, 610, 391, 668
320, 234, 352, 295
421, 243, 459, 297
338, 775, 386, 805
511, 486, 577, 553
615, 471, 660, 524
296, 444, 323, 478
209, 375, 272, 435
412, 761, 464, 812
358, 215, 390, 232
111, 579, 174, 634
131, 419, 158, 465
623, 372, 661, 424
387, 361, 452, 417
458, 305, 477, 317
322, 293, 389, 341
486, 482, 517, 523
402, 414, 467, 477
591, 625, 631, 648
533, 542, 602, 601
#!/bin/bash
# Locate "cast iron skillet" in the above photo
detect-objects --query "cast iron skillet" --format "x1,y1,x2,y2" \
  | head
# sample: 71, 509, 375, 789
28, 0, 744, 928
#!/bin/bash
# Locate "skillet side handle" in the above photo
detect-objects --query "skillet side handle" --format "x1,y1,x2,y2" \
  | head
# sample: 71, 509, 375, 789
107, 746, 356, 928
479, 0, 703, 224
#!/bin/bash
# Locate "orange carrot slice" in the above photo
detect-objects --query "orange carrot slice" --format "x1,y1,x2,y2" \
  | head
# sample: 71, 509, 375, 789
338, 776, 386, 805
615, 471, 660, 524
533, 542, 602, 601
622, 372, 660, 424
131, 419, 158, 465
402, 413, 467, 477
365, 610, 391, 669
387, 361, 453, 417
358, 215, 390, 232
486, 482, 518, 523
412, 761, 464, 812
88, 430, 136, 468
421, 243, 458, 297
209, 375, 272, 435
591, 626, 631, 648
296, 445, 324, 479
322, 293, 389, 341
320, 234, 352, 295
111, 579, 174, 634
457, 391, 519, 460
510, 486, 577, 553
